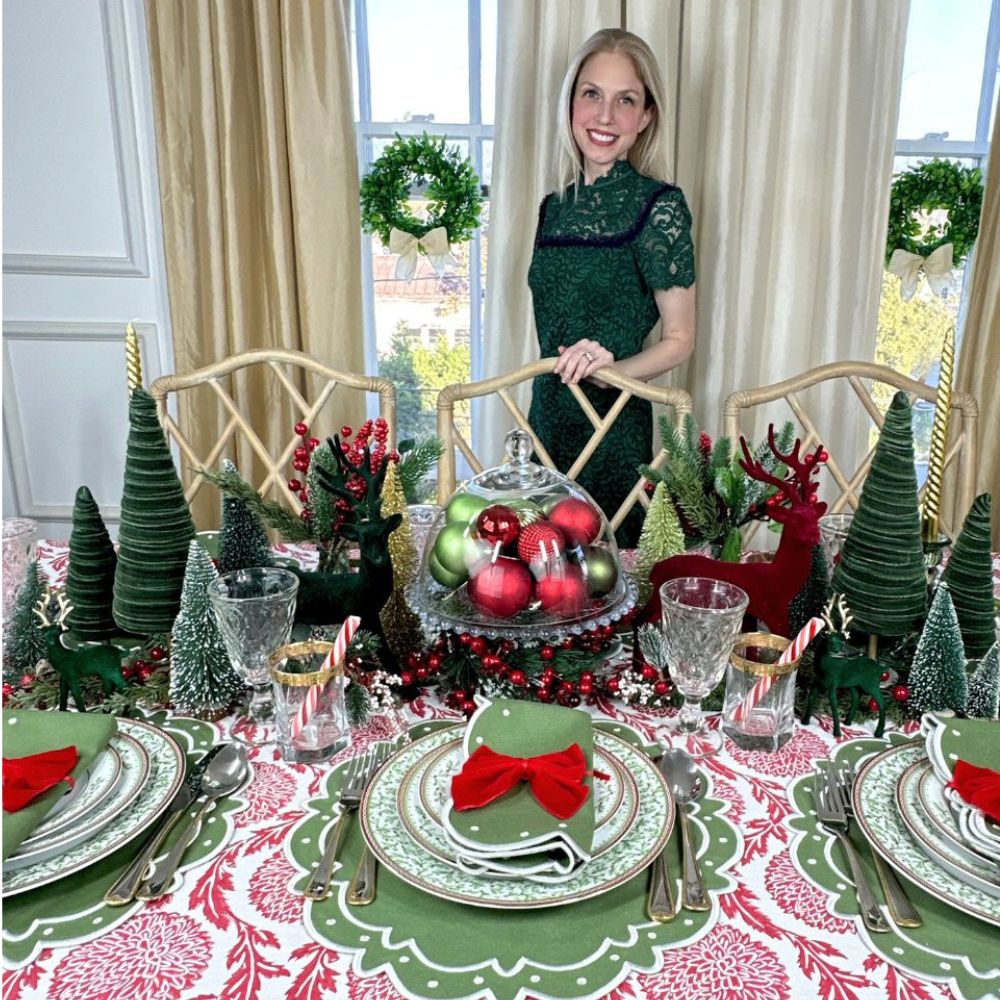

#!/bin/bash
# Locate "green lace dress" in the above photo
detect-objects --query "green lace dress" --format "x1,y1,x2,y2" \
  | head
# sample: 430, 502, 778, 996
527, 160, 696, 545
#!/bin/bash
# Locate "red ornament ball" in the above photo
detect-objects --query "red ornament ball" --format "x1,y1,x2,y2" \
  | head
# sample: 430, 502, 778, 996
516, 522, 566, 565
470, 636, 488, 657
294, 421, 309, 437
540, 645, 556, 661
287, 478, 302, 492
535, 564, 588, 616
640, 664, 658, 682
866, 697, 880, 713
476, 505, 521, 548
139, 666, 153, 682
509, 669, 527, 687
467, 558, 533, 618
654, 680, 670, 696
400, 671, 414, 686
149, 646, 166, 663
892, 684, 910, 702
547, 498, 602, 547
880, 671, 890, 683
606, 677, 620, 694
461, 699, 478, 716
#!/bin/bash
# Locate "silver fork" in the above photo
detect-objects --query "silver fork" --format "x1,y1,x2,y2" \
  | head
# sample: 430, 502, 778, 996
831, 759, 922, 928
347, 743, 393, 906
813, 765, 890, 933
304, 748, 376, 900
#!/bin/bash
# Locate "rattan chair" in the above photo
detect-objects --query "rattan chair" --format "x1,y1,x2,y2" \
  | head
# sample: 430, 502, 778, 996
149, 348, 395, 512
723, 360, 978, 538
436, 358, 693, 533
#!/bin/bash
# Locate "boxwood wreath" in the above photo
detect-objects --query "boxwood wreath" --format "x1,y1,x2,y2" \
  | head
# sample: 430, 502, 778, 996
885, 159, 983, 267
360, 133, 481, 245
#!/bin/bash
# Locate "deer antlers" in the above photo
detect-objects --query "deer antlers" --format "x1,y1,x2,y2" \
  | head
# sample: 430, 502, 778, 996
315, 435, 388, 521
821, 594, 854, 636
33, 588, 72, 629
739, 424, 827, 508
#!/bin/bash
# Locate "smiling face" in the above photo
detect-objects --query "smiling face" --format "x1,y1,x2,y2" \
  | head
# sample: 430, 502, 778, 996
570, 50, 653, 184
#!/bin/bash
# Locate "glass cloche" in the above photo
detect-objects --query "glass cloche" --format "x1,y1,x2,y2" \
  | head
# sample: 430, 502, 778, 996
408, 430, 637, 641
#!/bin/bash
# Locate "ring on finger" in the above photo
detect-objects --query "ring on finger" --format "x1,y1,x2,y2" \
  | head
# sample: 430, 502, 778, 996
584, 351, 595, 363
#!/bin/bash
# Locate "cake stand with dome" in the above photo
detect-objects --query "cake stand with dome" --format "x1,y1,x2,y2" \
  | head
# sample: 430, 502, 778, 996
408, 430, 637, 643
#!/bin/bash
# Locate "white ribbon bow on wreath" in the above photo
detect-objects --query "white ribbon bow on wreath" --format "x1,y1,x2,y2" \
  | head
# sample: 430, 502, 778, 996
887, 243, 954, 301
388, 226, 452, 281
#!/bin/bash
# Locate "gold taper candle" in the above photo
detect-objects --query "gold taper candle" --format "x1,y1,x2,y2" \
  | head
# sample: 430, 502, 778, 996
921, 323, 954, 542
125, 322, 143, 395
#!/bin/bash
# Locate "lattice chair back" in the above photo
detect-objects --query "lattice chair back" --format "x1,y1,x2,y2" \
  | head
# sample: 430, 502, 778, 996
723, 360, 978, 541
436, 358, 693, 533
149, 348, 396, 513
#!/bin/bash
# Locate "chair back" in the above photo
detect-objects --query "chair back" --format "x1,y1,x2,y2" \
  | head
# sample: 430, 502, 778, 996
436, 358, 693, 532
723, 360, 978, 539
149, 348, 395, 512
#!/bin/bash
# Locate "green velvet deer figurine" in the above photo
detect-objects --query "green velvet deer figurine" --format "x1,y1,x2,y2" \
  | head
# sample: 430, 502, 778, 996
289, 437, 402, 666
802, 595, 886, 737
34, 590, 128, 711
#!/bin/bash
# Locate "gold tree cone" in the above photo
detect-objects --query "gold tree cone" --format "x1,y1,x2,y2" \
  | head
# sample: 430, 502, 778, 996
380, 459, 424, 659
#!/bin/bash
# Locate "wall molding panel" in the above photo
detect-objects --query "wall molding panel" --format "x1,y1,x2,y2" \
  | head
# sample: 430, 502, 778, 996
2, 0, 150, 277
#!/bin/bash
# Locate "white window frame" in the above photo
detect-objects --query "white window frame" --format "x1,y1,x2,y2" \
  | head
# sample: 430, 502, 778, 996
352, 0, 494, 427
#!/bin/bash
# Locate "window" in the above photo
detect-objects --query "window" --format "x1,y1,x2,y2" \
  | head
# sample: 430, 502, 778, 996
351, 0, 496, 467
875, 0, 999, 470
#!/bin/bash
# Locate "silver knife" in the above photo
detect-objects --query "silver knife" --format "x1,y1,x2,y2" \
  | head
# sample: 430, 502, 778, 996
104, 745, 223, 906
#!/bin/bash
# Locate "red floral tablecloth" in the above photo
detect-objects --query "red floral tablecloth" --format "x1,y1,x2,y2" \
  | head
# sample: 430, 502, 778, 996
3, 541, 998, 1000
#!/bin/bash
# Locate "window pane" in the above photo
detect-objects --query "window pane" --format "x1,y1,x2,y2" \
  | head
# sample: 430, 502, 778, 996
897, 0, 992, 142
481, 0, 497, 124
481, 138, 493, 188
367, 0, 470, 123
373, 205, 472, 457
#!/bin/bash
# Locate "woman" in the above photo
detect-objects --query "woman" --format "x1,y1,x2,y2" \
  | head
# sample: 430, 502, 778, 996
527, 29, 695, 545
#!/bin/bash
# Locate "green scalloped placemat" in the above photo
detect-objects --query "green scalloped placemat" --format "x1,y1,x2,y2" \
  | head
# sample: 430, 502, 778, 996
2, 711, 247, 968
788, 734, 1000, 1000
290, 719, 741, 1000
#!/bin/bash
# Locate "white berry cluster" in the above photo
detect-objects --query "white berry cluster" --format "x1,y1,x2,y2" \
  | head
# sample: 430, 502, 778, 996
365, 669, 401, 712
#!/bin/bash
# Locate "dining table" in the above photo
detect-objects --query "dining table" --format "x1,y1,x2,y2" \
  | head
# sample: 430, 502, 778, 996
2, 539, 999, 1000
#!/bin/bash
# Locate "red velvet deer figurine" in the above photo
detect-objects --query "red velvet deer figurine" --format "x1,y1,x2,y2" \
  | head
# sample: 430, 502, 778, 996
639, 426, 828, 640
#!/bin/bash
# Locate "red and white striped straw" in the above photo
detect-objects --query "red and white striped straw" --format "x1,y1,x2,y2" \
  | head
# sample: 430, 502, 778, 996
731, 617, 825, 723
290, 615, 360, 739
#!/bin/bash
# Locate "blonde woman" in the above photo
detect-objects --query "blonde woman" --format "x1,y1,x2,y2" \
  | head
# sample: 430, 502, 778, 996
527, 29, 695, 544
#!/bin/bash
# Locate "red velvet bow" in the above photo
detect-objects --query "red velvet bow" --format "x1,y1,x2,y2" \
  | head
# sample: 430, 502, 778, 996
451, 743, 607, 820
949, 759, 1000, 824
2, 746, 78, 813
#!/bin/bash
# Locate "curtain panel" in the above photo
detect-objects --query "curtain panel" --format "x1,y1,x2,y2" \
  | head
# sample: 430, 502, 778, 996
144, 0, 365, 526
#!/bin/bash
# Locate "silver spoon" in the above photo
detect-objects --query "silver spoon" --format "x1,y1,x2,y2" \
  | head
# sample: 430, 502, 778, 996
659, 748, 710, 911
138, 743, 250, 899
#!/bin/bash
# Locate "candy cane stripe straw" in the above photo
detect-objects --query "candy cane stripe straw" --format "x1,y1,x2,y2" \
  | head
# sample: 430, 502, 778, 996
291, 615, 360, 739
732, 617, 825, 723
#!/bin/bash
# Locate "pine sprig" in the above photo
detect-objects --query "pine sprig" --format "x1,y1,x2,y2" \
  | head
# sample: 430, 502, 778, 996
346, 681, 372, 727
200, 465, 312, 542
397, 437, 444, 503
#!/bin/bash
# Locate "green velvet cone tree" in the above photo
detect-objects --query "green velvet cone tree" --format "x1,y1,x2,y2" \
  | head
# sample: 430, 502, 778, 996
966, 642, 999, 720
789, 544, 832, 637
635, 483, 685, 596
112, 388, 196, 635
941, 493, 995, 658
65, 485, 118, 640
217, 460, 273, 574
2, 561, 48, 678
831, 391, 927, 636
170, 540, 244, 717
907, 582, 968, 716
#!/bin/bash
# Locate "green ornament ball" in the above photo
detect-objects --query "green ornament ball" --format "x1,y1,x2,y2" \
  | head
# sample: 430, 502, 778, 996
434, 523, 476, 576
506, 498, 545, 527
538, 494, 567, 517
583, 546, 619, 597
429, 550, 466, 589
446, 492, 489, 526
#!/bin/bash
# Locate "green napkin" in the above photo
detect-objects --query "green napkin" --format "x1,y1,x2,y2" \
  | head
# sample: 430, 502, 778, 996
2, 710, 117, 862
441, 699, 596, 883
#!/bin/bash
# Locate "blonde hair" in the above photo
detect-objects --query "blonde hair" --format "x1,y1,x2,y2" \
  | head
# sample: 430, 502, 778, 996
556, 29, 669, 191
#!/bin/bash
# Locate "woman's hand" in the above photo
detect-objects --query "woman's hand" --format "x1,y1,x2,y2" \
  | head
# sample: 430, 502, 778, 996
553, 340, 615, 387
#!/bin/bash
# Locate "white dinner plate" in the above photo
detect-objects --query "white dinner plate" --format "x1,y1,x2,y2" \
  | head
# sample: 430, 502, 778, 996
2, 718, 185, 896
360, 725, 673, 910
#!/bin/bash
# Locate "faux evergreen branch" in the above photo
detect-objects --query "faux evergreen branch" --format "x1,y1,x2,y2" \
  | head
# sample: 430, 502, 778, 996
637, 625, 670, 671
346, 680, 372, 727
200, 465, 313, 542
397, 437, 444, 503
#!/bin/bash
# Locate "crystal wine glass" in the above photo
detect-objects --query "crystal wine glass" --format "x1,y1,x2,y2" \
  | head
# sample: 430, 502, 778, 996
659, 577, 749, 757
208, 567, 300, 745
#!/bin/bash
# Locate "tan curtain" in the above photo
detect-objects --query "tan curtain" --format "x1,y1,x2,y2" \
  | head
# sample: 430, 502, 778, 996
145, 1, 365, 526
478, 0, 621, 466
629, 0, 910, 473
956, 102, 1000, 546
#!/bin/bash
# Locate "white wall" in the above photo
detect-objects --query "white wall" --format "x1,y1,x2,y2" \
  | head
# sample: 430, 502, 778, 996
2, 0, 174, 539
